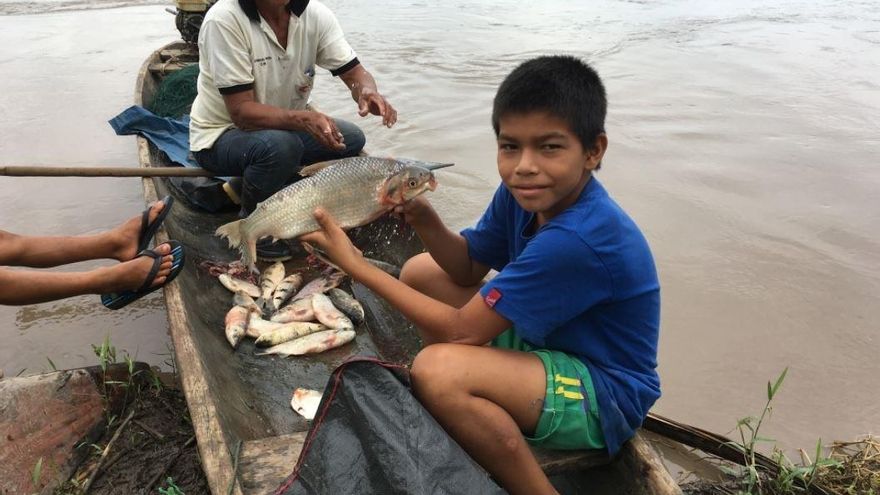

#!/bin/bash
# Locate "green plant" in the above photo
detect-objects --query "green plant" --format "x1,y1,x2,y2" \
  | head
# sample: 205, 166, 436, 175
158, 477, 184, 495
729, 367, 787, 494
727, 368, 844, 495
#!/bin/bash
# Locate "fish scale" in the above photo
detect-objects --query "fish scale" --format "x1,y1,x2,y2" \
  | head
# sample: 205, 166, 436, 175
247, 157, 401, 239
216, 156, 442, 270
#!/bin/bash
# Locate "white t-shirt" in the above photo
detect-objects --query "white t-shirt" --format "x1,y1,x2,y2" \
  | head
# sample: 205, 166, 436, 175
189, 0, 357, 151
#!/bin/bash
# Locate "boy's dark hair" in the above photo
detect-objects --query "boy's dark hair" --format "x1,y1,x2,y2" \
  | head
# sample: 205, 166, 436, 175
492, 55, 607, 154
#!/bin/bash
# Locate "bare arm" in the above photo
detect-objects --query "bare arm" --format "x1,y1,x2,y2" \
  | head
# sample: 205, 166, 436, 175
222, 90, 345, 150
393, 197, 490, 286
299, 209, 507, 345
338, 64, 398, 127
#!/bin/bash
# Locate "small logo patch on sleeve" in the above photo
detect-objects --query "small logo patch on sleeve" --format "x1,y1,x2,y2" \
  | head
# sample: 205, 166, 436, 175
484, 288, 503, 308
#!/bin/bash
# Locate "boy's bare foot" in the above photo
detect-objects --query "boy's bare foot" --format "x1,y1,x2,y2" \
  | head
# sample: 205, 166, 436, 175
107, 199, 167, 262
101, 243, 174, 293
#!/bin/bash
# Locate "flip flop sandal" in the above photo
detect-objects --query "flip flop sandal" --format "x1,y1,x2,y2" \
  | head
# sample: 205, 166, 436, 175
101, 240, 186, 310
137, 195, 174, 253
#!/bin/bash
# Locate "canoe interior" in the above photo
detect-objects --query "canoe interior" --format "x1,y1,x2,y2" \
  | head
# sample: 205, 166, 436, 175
137, 42, 680, 495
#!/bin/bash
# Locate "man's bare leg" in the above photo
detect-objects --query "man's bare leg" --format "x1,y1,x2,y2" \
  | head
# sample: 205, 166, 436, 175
411, 344, 557, 495
0, 199, 168, 267
0, 243, 175, 305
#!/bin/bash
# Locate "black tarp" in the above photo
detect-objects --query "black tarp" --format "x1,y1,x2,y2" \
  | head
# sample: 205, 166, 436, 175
275, 358, 506, 495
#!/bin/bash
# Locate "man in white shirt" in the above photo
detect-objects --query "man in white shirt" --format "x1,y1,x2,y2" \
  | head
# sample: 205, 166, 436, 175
190, 0, 397, 259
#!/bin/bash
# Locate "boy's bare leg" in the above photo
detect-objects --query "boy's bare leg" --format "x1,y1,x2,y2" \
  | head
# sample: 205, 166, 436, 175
400, 252, 480, 309
0, 199, 168, 267
411, 344, 557, 495
0, 243, 175, 305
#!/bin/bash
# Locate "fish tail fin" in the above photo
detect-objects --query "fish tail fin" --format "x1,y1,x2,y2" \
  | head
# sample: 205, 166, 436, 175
216, 219, 256, 269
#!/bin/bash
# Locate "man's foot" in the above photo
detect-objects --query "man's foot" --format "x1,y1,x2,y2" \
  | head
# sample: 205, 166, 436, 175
107, 199, 169, 262
103, 243, 174, 293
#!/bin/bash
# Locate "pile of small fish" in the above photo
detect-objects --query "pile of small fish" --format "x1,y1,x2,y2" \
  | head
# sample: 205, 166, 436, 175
217, 261, 366, 357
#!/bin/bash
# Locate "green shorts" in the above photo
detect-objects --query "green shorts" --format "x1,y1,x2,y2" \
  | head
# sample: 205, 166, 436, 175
491, 329, 605, 450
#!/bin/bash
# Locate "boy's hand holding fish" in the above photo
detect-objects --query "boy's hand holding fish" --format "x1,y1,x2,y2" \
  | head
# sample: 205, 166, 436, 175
299, 208, 372, 276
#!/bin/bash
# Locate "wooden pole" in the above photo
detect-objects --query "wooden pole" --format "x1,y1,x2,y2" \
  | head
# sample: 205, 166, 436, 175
0, 165, 216, 178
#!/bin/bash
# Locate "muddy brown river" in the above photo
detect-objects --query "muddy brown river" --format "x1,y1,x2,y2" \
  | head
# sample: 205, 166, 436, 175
1, 0, 877, 463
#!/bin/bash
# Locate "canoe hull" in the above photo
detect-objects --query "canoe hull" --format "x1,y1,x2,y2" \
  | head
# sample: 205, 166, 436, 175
136, 41, 680, 495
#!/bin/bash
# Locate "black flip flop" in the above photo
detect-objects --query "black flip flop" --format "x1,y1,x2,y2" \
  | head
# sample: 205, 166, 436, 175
101, 240, 186, 310
137, 195, 174, 253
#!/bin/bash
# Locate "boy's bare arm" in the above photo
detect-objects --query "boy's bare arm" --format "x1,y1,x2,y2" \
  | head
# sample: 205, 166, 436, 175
394, 197, 490, 286
300, 209, 506, 344
354, 262, 508, 345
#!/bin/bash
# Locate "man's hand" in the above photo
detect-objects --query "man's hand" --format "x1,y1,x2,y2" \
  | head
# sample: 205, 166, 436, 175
298, 112, 346, 150
357, 88, 397, 128
299, 208, 366, 274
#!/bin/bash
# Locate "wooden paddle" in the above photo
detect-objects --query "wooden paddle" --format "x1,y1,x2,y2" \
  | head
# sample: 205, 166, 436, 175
0, 165, 216, 177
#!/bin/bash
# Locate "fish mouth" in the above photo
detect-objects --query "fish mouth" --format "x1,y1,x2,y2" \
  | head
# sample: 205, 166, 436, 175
427, 176, 438, 191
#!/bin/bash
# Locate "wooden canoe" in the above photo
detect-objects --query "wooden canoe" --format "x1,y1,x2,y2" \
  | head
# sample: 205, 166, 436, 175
135, 41, 681, 495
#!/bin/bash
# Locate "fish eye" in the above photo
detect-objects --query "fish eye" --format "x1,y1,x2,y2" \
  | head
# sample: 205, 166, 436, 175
408, 179, 418, 187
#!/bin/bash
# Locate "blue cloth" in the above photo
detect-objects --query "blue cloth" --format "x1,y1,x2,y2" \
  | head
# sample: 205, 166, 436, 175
109, 105, 197, 167
460, 177, 661, 456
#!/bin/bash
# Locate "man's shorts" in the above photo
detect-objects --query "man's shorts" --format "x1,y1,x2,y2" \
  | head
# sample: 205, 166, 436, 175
491, 329, 605, 450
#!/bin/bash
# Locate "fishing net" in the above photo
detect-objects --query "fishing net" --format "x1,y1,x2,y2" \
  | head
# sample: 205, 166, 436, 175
148, 63, 200, 118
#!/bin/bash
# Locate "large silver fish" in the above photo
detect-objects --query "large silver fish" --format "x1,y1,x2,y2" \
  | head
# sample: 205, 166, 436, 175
215, 157, 446, 270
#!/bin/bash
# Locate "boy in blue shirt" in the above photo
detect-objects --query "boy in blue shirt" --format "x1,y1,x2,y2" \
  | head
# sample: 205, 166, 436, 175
301, 55, 661, 495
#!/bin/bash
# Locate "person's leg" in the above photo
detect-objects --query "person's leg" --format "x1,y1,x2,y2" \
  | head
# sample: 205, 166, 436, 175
194, 129, 306, 215
0, 200, 169, 267
299, 118, 366, 165
410, 344, 557, 495
0, 243, 175, 305
399, 252, 481, 309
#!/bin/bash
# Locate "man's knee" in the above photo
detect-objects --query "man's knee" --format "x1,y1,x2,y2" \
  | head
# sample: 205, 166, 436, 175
253, 130, 305, 168
335, 120, 366, 156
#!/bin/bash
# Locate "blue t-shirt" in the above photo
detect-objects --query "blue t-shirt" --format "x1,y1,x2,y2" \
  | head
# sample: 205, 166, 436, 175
460, 177, 660, 455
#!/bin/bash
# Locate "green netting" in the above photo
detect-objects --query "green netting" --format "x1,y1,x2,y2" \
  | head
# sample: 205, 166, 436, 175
148, 63, 200, 118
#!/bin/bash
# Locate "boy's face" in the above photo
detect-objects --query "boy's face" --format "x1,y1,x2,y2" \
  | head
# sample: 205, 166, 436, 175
496, 111, 606, 225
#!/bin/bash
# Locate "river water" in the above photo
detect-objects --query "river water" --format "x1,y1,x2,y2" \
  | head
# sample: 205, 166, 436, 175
1, 0, 877, 460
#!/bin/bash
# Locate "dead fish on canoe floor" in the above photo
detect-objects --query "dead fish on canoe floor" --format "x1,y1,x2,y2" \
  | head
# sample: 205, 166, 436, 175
290, 270, 346, 303
270, 273, 303, 312
224, 306, 251, 349
254, 321, 328, 347
326, 288, 365, 324
311, 293, 354, 330
215, 156, 449, 271
290, 388, 323, 420
256, 329, 356, 357
219, 274, 261, 299
247, 313, 288, 338
258, 261, 286, 309
233, 292, 261, 313
271, 295, 315, 323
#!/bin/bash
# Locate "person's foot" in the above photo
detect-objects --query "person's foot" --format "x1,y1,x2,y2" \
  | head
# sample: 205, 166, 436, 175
108, 199, 168, 262
102, 242, 174, 293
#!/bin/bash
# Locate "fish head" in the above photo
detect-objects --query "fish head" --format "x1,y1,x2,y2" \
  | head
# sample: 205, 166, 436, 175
380, 165, 437, 206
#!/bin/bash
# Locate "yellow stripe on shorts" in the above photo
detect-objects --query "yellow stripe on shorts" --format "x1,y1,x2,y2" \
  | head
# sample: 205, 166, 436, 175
554, 386, 585, 400
554, 374, 581, 387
